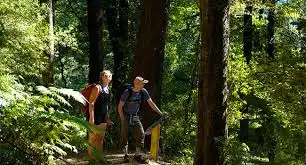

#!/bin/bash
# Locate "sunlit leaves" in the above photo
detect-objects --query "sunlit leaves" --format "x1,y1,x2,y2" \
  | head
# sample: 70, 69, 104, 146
0, 74, 88, 164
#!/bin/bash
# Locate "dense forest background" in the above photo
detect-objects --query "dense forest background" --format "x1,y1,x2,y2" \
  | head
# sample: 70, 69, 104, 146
0, 0, 305, 164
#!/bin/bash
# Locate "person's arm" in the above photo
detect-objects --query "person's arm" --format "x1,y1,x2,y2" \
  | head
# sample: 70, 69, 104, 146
118, 100, 125, 122
105, 112, 113, 125
147, 98, 163, 116
88, 86, 100, 124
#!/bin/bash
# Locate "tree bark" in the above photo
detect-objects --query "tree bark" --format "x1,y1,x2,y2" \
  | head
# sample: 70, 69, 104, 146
132, 0, 169, 106
131, 0, 169, 132
267, 2, 275, 59
196, 0, 229, 164
105, 0, 129, 102
87, 0, 104, 84
240, 5, 252, 143
239, 105, 249, 143
43, 0, 55, 86
58, 45, 67, 87
244, 6, 252, 64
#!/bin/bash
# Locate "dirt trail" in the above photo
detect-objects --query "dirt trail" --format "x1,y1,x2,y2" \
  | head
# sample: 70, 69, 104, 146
57, 152, 171, 165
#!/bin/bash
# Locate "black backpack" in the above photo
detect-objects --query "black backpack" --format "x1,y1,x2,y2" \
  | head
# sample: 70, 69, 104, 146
119, 84, 145, 115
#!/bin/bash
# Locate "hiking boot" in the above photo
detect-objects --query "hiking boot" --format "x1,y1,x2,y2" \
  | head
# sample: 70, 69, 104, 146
124, 154, 129, 163
134, 155, 148, 164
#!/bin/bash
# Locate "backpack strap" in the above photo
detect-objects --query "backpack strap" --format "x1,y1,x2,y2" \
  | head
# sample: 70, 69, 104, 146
91, 84, 102, 105
125, 88, 144, 103
124, 88, 145, 115
138, 88, 144, 104
138, 89, 145, 112
126, 88, 133, 102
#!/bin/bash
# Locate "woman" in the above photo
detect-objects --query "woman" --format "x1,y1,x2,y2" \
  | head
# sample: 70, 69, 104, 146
87, 70, 113, 159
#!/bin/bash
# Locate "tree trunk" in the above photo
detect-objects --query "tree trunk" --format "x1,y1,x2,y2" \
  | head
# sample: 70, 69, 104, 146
302, 35, 306, 62
298, 20, 306, 62
105, 0, 129, 102
267, 2, 275, 59
132, 0, 169, 106
239, 105, 249, 143
244, 6, 252, 64
87, 0, 104, 84
131, 0, 169, 135
43, 0, 55, 86
196, 0, 229, 164
58, 45, 67, 87
240, 5, 252, 143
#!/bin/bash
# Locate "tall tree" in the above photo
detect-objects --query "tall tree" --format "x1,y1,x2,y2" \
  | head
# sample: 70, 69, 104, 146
57, 45, 67, 87
244, 6, 253, 64
267, 0, 275, 59
87, 0, 104, 83
298, 19, 306, 62
240, 5, 252, 143
105, 0, 129, 102
42, 0, 55, 86
132, 0, 169, 106
196, 0, 229, 164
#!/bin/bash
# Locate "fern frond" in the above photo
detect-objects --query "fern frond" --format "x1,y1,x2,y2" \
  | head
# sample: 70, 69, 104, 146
48, 87, 87, 105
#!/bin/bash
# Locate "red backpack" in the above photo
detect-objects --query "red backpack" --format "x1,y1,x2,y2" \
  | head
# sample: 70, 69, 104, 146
81, 84, 97, 114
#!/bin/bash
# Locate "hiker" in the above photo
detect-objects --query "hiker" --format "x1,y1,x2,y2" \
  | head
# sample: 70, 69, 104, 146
87, 70, 113, 159
118, 76, 165, 163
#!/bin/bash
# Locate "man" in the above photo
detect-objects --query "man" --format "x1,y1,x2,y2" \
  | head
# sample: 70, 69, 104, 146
118, 76, 165, 163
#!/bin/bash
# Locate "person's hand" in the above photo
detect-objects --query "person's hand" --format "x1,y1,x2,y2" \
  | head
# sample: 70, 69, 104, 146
106, 118, 114, 126
161, 111, 168, 116
89, 117, 94, 125
120, 117, 125, 124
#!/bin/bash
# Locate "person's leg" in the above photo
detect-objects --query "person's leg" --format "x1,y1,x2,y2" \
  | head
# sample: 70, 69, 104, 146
88, 115, 106, 160
133, 119, 145, 156
96, 123, 107, 151
120, 118, 129, 154
88, 131, 96, 159
133, 119, 148, 163
120, 118, 129, 162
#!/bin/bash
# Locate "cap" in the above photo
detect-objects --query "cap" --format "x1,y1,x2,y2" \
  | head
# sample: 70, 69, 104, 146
135, 76, 149, 84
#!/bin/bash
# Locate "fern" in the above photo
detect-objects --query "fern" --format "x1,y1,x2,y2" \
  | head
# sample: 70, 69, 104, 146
0, 76, 90, 164
48, 87, 87, 105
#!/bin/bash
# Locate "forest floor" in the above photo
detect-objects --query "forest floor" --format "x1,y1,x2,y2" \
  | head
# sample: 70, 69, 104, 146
57, 151, 171, 165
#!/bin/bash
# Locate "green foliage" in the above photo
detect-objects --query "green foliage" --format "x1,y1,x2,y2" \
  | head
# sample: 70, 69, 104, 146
160, 0, 199, 162
224, 136, 252, 164
0, 0, 305, 164
226, 0, 306, 164
53, 0, 89, 89
0, 0, 49, 83
0, 74, 88, 164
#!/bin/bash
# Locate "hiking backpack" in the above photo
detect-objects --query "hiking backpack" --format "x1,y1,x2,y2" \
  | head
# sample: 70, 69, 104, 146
81, 83, 100, 114
119, 84, 145, 114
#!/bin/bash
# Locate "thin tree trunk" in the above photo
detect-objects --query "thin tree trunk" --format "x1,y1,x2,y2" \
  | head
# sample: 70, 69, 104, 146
239, 105, 249, 143
302, 35, 306, 62
267, 2, 275, 59
244, 6, 252, 64
240, 5, 252, 143
58, 45, 67, 87
196, 0, 229, 164
298, 20, 306, 62
43, 0, 55, 86
87, 0, 104, 84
